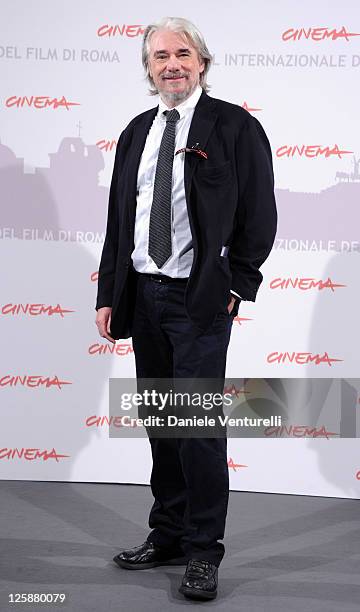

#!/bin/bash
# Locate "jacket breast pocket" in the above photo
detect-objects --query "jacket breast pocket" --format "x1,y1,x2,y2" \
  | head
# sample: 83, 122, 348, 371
195, 160, 232, 183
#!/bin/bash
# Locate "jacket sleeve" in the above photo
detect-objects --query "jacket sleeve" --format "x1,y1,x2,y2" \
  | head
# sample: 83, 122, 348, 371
95, 130, 125, 310
229, 114, 277, 301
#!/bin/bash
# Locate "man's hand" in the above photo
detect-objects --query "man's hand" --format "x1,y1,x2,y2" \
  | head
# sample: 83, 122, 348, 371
227, 294, 236, 315
96, 306, 115, 344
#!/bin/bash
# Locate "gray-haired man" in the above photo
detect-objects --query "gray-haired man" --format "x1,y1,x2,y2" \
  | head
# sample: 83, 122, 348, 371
96, 16, 277, 601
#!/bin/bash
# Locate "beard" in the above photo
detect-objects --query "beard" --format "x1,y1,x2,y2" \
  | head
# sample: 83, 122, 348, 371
157, 76, 198, 106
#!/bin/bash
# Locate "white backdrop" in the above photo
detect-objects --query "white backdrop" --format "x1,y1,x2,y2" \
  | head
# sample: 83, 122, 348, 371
1, 0, 359, 498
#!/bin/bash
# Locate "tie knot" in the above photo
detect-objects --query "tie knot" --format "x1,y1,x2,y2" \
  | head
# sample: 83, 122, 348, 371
164, 108, 180, 123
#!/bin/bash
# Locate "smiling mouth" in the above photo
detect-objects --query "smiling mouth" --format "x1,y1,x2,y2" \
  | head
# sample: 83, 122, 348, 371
163, 76, 186, 80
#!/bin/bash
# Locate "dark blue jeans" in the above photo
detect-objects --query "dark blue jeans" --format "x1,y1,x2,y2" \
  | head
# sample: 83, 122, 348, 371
131, 273, 236, 567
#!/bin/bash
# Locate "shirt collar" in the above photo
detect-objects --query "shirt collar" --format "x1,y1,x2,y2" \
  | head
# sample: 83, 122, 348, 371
157, 85, 202, 121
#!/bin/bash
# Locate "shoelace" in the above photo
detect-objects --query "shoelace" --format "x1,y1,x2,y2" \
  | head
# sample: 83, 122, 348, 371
187, 560, 212, 578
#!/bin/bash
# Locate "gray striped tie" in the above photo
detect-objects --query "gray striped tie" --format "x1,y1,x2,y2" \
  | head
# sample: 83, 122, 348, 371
148, 108, 180, 268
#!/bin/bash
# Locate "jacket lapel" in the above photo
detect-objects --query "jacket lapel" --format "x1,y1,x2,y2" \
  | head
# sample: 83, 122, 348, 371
184, 91, 217, 205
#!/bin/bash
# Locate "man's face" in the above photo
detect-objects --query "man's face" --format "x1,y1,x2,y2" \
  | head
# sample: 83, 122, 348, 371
148, 29, 205, 106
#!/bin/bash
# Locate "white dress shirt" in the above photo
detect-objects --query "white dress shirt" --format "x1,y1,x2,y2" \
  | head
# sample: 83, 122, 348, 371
131, 85, 242, 300
131, 85, 201, 277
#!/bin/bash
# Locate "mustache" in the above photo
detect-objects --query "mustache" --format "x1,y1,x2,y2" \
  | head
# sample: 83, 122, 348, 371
162, 73, 188, 79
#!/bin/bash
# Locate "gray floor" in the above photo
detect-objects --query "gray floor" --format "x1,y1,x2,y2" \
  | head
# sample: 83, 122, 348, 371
0, 482, 359, 612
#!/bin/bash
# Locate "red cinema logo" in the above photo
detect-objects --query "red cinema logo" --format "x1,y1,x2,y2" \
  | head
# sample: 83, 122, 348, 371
270, 277, 346, 291
5, 96, 80, 110
267, 351, 342, 366
96, 139, 117, 152
97, 24, 145, 37
86, 415, 128, 427
241, 101, 262, 112
224, 383, 244, 397
356, 471, 360, 480
0, 375, 71, 389
276, 144, 353, 159
223, 383, 247, 398
282, 26, 360, 42
227, 457, 247, 472
88, 342, 133, 356
264, 425, 338, 438
1, 303, 74, 317
0, 448, 69, 461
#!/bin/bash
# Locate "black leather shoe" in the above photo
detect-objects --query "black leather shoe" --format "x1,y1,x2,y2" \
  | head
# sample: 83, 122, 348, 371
179, 559, 218, 600
113, 540, 188, 570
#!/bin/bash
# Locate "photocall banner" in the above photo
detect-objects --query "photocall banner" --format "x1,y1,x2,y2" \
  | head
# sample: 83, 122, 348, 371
1, 0, 359, 498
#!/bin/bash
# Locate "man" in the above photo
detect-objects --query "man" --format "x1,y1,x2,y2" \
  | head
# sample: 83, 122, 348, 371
96, 16, 277, 601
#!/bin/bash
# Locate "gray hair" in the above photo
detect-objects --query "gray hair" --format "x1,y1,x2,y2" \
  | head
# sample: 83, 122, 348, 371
142, 17, 213, 95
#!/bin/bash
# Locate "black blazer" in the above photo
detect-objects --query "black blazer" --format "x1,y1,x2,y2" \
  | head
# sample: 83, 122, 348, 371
96, 90, 277, 339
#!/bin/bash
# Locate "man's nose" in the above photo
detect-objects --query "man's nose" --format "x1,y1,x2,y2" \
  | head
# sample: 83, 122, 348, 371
166, 55, 182, 71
